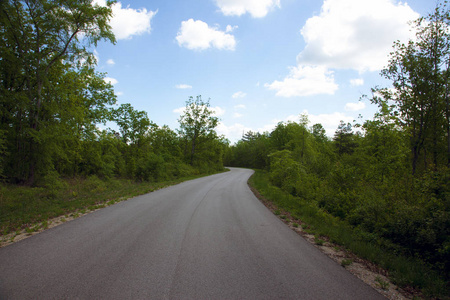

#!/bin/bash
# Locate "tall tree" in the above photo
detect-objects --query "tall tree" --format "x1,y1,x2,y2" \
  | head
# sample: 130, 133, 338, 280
0, 0, 115, 184
112, 103, 153, 145
178, 96, 219, 166
378, 1, 450, 173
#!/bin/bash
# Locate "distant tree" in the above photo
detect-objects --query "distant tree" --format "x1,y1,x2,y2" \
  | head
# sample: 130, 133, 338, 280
333, 121, 357, 156
112, 103, 154, 145
270, 122, 290, 150
149, 125, 182, 159
178, 96, 219, 165
311, 123, 327, 142
242, 130, 259, 142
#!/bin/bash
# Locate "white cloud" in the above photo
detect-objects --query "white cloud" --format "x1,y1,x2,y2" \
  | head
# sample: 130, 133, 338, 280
211, 106, 226, 117
350, 78, 364, 86
232, 91, 247, 98
297, 0, 419, 72
233, 112, 243, 118
176, 19, 236, 51
173, 107, 185, 115
265, 65, 338, 97
226, 25, 238, 33
216, 122, 252, 143
345, 101, 366, 111
93, 0, 157, 40
106, 59, 115, 65
307, 111, 355, 137
175, 84, 193, 89
104, 77, 118, 85
215, 0, 281, 18
234, 104, 246, 109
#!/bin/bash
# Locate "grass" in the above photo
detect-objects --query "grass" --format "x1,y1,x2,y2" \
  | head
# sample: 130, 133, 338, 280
341, 259, 353, 267
0, 170, 226, 236
248, 170, 449, 299
315, 237, 325, 246
375, 276, 390, 290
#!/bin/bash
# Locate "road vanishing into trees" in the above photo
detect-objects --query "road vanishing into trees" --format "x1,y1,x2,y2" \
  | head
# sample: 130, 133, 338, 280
0, 168, 385, 299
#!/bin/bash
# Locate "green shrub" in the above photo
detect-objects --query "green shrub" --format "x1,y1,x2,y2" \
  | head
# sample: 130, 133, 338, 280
41, 169, 68, 198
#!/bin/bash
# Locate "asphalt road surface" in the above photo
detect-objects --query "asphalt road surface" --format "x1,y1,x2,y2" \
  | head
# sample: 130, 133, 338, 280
0, 168, 385, 299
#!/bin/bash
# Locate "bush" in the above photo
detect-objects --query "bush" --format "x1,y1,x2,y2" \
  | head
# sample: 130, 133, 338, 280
134, 152, 165, 181
83, 175, 107, 194
40, 169, 68, 198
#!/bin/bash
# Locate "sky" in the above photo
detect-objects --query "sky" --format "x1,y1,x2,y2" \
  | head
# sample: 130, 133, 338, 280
93, 0, 437, 143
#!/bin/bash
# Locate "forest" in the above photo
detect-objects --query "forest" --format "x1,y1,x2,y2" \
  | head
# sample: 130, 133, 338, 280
226, 2, 450, 286
0, 1, 226, 186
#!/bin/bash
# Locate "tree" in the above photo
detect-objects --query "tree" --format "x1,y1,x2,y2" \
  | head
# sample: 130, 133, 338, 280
112, 103, 153, 145
311, 123, 327, 142
0, 0, 115, 184
178, 96, 219, 166
378, 2, 450, 173
229, 131, 271, 169
333, 121, 357, 156
360, 103, 409, 185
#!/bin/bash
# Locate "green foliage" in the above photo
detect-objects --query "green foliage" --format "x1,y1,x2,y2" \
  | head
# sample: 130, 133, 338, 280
40, 169, 68, 199
333, 121, 357, 156
0, 130, 6, 180
248, 170, 449, 298
112, 103, 154, 144
0, 0, 116, 184
178, 96, 218, 165
377, 1, 450, 174
341, 259, 353, 267
375, 276, 390, 290
1, 4, 226, 186
226, 5, 450, 288
226, 131, 271, 169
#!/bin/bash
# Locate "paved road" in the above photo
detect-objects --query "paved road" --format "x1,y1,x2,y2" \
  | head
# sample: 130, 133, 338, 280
0, 168, 385, 299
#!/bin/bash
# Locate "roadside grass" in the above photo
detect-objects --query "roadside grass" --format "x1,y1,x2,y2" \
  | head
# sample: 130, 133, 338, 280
0, 170, 227, 236
248, 170, 449, 299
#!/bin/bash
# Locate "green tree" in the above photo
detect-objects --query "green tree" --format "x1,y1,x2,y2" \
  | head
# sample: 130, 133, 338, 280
0, 0, 115, 184
360, 101, 409, 185
112, 103, 154, 145
333, 121, 357, 156
378, 1, 450, 173
178, 96, 219, 166
311, 123, 327, 142
229, 131, 271, 169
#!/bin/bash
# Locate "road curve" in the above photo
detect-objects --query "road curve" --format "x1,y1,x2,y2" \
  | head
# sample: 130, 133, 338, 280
0, 168, 385, 299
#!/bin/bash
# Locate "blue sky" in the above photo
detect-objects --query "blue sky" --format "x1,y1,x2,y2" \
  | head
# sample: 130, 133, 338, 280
93, 0, 436, 143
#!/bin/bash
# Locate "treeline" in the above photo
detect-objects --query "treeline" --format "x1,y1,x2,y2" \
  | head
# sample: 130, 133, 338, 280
0, 1, 225, 186
226, 4, 450, 277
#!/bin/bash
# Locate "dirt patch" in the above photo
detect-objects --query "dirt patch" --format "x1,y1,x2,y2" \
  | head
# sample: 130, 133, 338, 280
249, 185, 424, 300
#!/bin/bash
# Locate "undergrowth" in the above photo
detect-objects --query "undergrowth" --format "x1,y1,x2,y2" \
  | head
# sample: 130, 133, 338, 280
248, 170, 449, 299
0, 170, 226, 235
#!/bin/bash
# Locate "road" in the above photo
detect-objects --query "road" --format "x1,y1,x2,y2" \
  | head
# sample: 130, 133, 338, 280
0, 168, 385, 299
